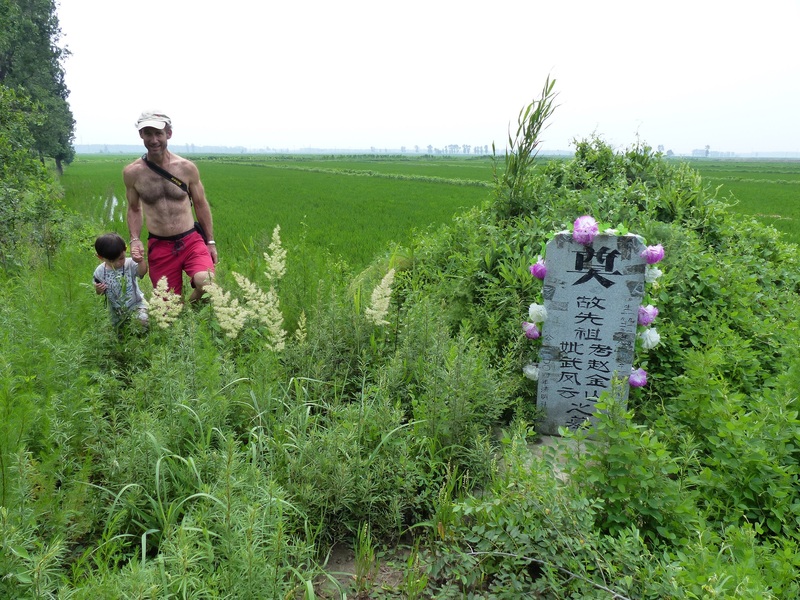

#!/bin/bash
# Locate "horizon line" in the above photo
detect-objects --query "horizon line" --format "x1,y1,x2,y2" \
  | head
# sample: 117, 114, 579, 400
72, 143, 800, 158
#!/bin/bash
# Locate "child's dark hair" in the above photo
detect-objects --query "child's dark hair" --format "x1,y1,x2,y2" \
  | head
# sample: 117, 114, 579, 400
95, 232, 127, 260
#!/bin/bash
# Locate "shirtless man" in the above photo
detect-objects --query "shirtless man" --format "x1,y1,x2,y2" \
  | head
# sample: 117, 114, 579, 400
123, 110, 218, 302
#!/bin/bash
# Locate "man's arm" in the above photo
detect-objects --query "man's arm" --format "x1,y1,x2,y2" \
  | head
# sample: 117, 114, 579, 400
123, 166, 145, 261
187, 163, 218, 264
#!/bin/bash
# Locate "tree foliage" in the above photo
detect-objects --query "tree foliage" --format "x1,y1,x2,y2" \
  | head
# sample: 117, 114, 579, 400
0, 0, 75, 171
0, 84, 69, 270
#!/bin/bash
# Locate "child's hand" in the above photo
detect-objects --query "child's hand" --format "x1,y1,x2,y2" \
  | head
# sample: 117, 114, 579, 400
94, 281, 107, 295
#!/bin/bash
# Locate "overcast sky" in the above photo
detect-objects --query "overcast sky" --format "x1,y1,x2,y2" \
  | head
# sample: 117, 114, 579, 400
57, 0, 800, 154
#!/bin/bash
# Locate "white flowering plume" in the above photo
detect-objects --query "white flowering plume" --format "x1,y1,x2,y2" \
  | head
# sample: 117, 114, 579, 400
199, 224, 291, 351
260, 287, 286, 351
294, 310, 307, 344
149, 277, 183, 329
365, 268, 396, 326
205, 281, 249, 338
233, 272, 286, 351
263, 225, 287, 282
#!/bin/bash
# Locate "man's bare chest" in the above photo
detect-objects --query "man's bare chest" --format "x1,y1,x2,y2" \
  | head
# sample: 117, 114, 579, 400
137, 173, 188, 205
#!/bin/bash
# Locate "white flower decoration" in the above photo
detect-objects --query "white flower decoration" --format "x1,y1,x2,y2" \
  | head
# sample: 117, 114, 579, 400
645, 265, 663, 283
523, 364, 540, 381
638, 327, 661, 350
528, 302, 547, 323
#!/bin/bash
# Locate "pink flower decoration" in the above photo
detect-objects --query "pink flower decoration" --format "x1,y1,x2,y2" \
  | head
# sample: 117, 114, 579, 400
522, 321, 540, 339
573, 215, 599, 245
629, 368, 648, 387
637, 304, 659, 326
529, 257, 547, 280
640, 244, 665, 265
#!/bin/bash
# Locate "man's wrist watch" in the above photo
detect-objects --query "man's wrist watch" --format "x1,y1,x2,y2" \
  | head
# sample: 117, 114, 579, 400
207, 240, 216, 245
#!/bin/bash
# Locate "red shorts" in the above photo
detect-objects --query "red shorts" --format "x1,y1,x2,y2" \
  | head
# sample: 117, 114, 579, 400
147, 229, 214, 294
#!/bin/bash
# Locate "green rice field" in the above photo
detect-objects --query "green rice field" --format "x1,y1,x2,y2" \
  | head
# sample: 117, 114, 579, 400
61, 154, 800, 276
60, 155, 496, 274
688, 158, 800, 242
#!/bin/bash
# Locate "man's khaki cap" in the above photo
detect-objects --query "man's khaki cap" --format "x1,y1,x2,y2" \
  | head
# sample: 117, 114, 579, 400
136, 110, 171, 130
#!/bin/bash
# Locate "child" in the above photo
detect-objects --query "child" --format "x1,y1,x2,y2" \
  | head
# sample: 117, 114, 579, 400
93, 232, 149, 329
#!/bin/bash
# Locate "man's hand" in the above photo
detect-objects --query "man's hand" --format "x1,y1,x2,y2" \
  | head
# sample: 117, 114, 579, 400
131, 239, 145, 261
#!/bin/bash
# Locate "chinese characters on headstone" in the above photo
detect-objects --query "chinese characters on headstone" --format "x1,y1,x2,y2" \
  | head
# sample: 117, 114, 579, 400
536, 233, 647, 435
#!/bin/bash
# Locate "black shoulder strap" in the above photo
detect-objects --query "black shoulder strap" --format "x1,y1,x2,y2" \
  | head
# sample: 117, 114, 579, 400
142, 154, 193, 202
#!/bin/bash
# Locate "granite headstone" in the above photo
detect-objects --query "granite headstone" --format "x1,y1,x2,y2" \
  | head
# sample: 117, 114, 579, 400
536, 232, 647, 434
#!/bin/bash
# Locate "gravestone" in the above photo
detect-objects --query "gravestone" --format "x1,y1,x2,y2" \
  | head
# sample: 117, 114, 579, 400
536, 232, 647, 435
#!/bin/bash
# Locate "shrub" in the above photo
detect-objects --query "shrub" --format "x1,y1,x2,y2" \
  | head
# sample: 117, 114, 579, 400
564, 390, 699, 546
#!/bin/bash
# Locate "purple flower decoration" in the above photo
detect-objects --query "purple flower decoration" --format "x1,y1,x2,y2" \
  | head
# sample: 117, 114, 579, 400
522, 321, 540, 340
529, 256, 547, 280
629, 368, 648, 388
637, 304, 659, 326
573, 215, 599, 245
640, 244, 665, 265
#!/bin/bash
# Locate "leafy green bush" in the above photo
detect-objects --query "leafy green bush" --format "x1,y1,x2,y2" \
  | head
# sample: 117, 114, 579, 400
425, 423, 683, 599
653, 347, 800, 539
564, 390, 699, 546
427, 421, 799, 599
395, 87, 800, 596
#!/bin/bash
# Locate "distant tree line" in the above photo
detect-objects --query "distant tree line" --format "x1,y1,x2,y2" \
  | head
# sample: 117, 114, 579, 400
369, 144, 492, 155
0, 0, 75, 173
